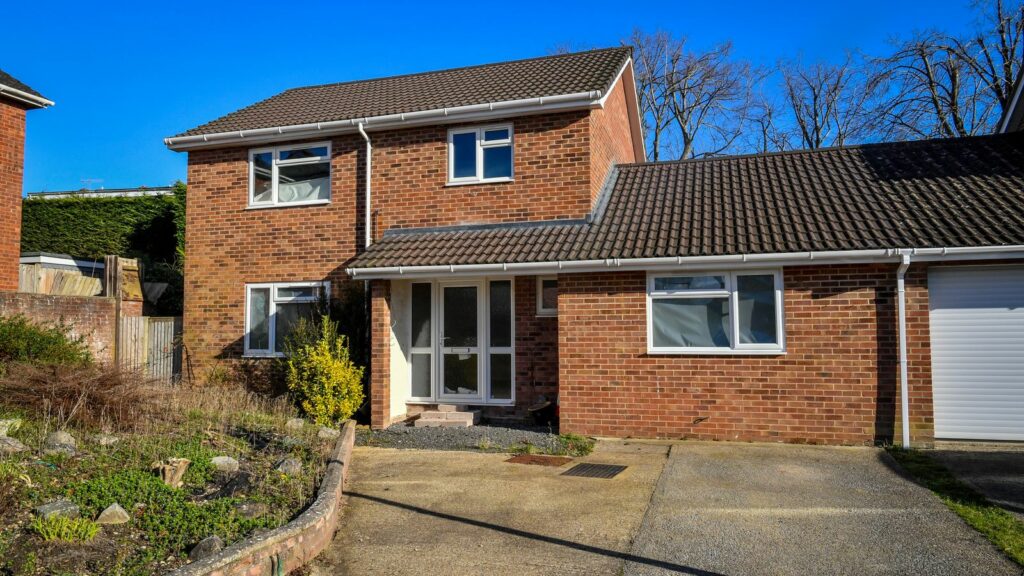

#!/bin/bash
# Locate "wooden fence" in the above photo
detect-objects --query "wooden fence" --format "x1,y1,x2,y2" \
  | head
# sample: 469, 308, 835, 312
118, 316, 182, 382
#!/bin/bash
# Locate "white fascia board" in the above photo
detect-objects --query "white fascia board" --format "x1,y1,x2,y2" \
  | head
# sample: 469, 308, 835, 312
594, 58, 631, 108
0, 84, 54, 108
998, 75, 1024, 133
346, 245, 1024, 279
165, 91, 603, 151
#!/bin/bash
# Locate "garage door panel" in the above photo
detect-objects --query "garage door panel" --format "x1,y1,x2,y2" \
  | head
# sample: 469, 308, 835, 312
929, 266, 1024, 441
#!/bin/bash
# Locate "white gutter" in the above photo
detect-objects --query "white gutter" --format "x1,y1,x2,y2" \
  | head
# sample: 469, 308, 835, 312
0, 83, 54, 108
357, 123, 372, 248
896, 253, 912, 448
165, 91, 603, 151
346, 245, 1024, 279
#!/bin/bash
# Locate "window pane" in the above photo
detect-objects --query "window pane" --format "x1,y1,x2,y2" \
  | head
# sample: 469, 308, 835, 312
541, 278, 557, 311
737, 275, 778, 344
483, 145, 512, 179
275, 302, 315, 353
411, 283, 431, 348
484, 128, 509, 141
489, 281, 512, 348
443, 354, 478, 395
652, 298, 731, 348
252, 152, 273, 203
278, 161, 330, 203
452, 132, 476, 178
654, 276, 725, 291
248, 288, 270, 350
443, 286, 477, 347
276, 285, 318, 300
490, 353, 512, 400
279, 146, 328, 161
411, 353, 431, 397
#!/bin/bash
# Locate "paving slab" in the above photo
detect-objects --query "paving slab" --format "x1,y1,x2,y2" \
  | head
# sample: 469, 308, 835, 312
624, 442, 1022, 576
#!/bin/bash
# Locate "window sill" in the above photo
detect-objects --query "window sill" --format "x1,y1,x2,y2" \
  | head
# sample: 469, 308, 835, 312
445, 178, 513, 187
646, 348, 786, 356
245, 200, 331, 210
406, 399, 515, 406
536, 311, 558, 318
242, 352, 285, 359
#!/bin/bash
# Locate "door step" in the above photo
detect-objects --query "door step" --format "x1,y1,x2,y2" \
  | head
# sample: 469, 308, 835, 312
414, 409, 482, 427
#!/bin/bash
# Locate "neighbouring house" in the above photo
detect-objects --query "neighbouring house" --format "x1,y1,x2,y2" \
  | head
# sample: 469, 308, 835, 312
166, 48, 1024, 446
0, 68, 52, 291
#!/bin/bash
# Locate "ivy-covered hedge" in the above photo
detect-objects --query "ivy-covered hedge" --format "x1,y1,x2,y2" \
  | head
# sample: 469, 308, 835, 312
21, 183, 186, 261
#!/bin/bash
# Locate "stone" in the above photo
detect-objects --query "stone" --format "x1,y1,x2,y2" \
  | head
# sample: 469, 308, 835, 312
43, 430, 77, 457
212, 471, 252, 499
152, 458, 191, 488
0, 436, 28, 455
189, 535, 224, 562
0, 418, 21, 436
234, 501, 269, 519
34, 499, 80, 520
275, 457, 302, 476
96, 502, 130, 525
279, 436, 306, 448
285, 418, 305, 431
210, 456, 239, 473
317, 426, 340, 440
94, 434, 120, 446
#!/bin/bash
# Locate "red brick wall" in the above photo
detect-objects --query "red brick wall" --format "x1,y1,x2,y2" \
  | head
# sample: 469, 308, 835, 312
589, 73, 637, 202
0, 291, 118, 364
369, 280, 391, 428
0, 100, 27, 292
558, 264, 934, 445
514, 276, 559, 409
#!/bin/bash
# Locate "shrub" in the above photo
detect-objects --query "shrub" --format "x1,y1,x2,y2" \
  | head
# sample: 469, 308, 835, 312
0, 315, 92, 368
29, 516, 100, 543
284, 317, 364, 425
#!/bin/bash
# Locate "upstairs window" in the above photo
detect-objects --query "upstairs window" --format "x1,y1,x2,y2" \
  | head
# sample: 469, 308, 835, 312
447, 124, 513, 184
249, 142, 331, 207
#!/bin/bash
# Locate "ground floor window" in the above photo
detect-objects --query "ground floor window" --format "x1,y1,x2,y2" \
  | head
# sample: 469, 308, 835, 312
245, 281, 328, 356
409, 278, 514, 404
647, 270, 784, 354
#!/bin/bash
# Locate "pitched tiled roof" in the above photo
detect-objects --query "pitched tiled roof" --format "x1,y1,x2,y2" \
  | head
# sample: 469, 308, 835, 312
0, 68, 50, 107
349, 132, 1024, 269
177, 47, 631, 137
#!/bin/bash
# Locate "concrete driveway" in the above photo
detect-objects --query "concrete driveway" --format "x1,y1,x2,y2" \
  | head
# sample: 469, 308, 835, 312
312, 442, 1021, 576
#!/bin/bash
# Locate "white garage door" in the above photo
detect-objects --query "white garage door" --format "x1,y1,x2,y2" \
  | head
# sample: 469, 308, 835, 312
930, 266, 1024, 441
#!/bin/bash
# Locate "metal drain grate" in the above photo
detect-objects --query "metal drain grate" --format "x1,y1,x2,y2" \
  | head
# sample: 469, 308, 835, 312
561, 463, 627, 479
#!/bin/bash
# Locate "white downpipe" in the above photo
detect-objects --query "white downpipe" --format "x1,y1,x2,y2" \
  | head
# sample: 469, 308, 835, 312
357, 123, 372, 248
896, 252, 912, 448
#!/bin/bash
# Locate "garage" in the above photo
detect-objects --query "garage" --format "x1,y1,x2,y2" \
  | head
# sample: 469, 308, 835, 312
929, 266, 1024, 441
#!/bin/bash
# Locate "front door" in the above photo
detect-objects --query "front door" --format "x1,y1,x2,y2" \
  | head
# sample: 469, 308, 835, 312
439, 282, 483, 401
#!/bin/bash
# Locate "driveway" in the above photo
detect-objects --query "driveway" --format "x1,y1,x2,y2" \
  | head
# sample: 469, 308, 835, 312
312, 441, 1021, 576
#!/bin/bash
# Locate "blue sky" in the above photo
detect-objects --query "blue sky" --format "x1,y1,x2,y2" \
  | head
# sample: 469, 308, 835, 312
6, 0, 978, 193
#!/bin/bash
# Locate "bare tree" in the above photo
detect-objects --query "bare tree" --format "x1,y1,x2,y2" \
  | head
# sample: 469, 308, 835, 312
780, 55, 880, 149
629, 30, 678, 161
946, 0, 1024, 111
745, 92, 792, 153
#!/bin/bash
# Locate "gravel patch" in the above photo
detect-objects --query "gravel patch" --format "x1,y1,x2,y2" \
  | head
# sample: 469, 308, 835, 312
357, 423, 562, 453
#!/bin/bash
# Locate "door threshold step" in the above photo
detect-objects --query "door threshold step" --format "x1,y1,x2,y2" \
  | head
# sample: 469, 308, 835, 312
414, 409, 481, 426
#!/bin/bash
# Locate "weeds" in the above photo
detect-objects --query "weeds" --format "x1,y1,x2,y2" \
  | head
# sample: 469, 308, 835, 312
30, 516, 99, 543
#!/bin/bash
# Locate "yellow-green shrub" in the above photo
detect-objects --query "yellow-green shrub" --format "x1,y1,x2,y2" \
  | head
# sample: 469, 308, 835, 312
285, 317, 364, 425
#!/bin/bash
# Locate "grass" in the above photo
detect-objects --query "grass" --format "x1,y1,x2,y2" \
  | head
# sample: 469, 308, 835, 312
509, 433, 595, 457
887, 447, 1024, 566
29, 516, 99, 543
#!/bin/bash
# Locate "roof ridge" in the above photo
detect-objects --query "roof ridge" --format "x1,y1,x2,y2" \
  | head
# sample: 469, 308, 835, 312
284, 46, 631, 94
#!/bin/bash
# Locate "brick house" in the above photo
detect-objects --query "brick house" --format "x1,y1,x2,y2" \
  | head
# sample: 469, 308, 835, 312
0, 69, 52, 291
167, 48, 1024, 446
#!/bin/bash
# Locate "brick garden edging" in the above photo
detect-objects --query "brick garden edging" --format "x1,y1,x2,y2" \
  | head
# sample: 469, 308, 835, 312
166, 420, 356, 576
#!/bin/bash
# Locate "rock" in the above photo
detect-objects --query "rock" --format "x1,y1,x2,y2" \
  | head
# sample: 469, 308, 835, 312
152, 458, 191, 488
43, 430, 77, 457
279, 436, 306, 448
317, 426, 340, 440
94, 434, 120, 446
210, 456, 239, 474
233, 501, 268, 519
285, 418, 305, 431
189, 535, 224, 562
275, 457, 302, 476
0, 436, 27, 455
0, 418, 21, 436
34, 499, 80, 520
212, 471, 252, 498
96, 502, 130, 525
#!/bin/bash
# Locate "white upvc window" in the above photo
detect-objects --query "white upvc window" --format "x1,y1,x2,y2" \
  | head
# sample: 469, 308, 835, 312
248, 142, 331, 207
447, 124, 514, 184
244, 281, 329, 356
646, 270, 785, 355
536, 276, 558, 316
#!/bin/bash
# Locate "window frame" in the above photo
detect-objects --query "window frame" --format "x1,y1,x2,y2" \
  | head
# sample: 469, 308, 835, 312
247, 141, 332, 208
646, 269, 785, 355
536, 276, 558, 317
244, 280, 329, 357
446, 124, 514, 185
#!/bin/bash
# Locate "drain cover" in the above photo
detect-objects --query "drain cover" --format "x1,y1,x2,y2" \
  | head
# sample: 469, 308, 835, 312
561, 463, 627, 479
